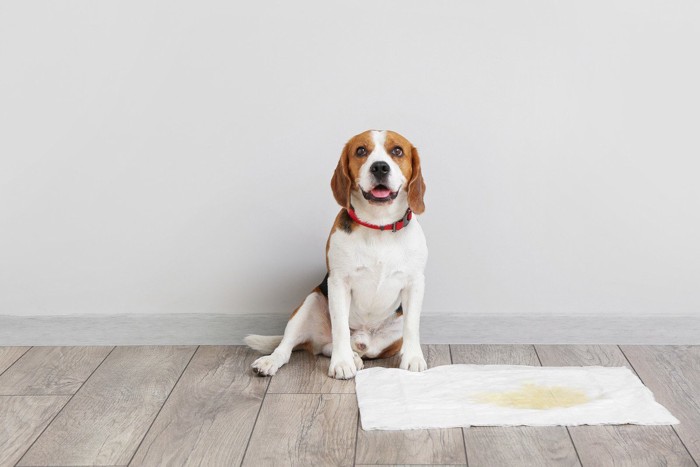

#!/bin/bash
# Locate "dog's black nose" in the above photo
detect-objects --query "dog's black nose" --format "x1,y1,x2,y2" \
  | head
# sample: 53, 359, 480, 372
370, 161, 390, 178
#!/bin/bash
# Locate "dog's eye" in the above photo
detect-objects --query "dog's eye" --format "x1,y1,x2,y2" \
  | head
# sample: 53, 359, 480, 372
391, 146, 403, 157
356, 147, 367, 157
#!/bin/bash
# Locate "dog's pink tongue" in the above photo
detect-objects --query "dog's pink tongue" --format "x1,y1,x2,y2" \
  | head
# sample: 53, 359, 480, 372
371, 187, 392, 198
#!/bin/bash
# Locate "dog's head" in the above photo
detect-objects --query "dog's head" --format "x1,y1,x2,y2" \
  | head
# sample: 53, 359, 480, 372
331, 130, 425, 214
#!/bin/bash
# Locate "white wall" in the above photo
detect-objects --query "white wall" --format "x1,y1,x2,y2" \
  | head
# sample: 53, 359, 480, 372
1, 0, 699, 318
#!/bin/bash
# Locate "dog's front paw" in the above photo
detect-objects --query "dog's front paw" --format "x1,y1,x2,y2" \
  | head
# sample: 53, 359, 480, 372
328, 355, 358, 379
400, 352, 427, 372
252, 355, 281, 376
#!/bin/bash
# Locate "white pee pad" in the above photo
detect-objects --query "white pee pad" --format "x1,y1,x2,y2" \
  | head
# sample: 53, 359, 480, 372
355, 364, 678, 430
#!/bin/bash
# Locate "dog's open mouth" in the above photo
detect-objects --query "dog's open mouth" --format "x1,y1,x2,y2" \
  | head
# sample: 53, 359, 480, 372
361, 184, 400, 203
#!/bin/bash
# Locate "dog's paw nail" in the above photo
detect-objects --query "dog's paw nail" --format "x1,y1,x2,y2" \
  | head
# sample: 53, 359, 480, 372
252, 356, 278, 376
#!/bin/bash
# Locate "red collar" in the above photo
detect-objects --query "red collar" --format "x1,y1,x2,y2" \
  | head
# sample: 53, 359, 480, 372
346, 208, 413, 232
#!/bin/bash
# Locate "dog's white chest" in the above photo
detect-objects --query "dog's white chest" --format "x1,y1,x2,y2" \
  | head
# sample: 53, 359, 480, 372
329, 221, 427, 327
350, 247, 407, 309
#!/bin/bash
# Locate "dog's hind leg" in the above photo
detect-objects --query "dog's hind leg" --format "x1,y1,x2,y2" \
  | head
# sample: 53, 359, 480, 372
249, 289, 330, 376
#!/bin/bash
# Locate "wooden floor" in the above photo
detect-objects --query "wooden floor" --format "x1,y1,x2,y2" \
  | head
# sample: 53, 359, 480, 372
0, 345, 698, 467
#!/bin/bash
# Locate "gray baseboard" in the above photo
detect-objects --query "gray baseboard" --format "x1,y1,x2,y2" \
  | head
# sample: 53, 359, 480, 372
1, 313, 698, 346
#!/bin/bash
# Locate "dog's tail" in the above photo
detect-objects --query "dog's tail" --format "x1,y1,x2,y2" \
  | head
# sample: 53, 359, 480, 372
244, 335, 284, 354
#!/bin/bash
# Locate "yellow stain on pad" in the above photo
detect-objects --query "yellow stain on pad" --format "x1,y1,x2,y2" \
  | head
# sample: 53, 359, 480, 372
474, 383, 589, 410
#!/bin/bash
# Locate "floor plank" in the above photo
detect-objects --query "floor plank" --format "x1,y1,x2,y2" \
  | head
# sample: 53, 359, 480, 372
242, 393, 357, 467
0, 346, 113, 395
0, 395, 70, 467
451, 344, 542, 366
17, 345, 196, 466
621, 345, 700, 464
0, 347, 30, 376
536, 345, 695, 467
535, 344, 629, 368
451, 344, 581, 467
356, 345, 466, 465
130, 346, 269, 466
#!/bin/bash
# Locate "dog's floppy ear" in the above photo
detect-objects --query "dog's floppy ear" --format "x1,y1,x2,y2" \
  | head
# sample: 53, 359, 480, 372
407, 145, 426, 214
331, 142, 352, 208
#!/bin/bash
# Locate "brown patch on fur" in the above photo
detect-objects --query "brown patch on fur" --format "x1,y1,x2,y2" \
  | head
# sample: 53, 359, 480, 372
293, 340, 315, 354
377, 337, 403, 359
336, 209, 355, 234
407, 145, 426, 214
330, 131, 375, 208
330, 143, 352, 208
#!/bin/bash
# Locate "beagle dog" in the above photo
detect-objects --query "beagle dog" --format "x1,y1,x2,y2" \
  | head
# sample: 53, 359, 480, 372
244, 129, 427, 379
